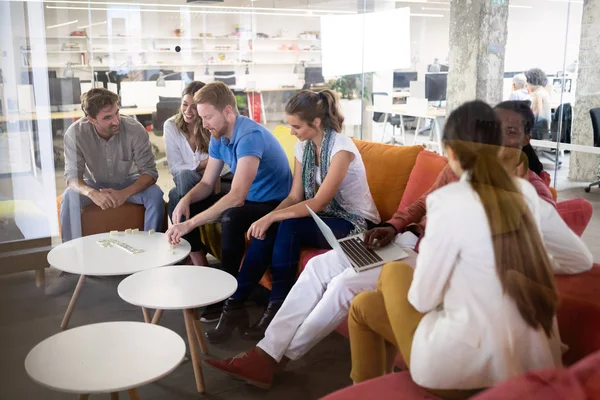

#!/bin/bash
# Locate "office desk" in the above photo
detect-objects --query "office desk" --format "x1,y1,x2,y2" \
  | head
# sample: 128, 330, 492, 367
367, 105, 446, 152
0, 107, 156, 123
391, 91, 411, 99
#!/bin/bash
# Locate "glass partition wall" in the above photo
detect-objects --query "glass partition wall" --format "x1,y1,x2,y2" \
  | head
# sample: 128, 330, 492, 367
1, 0, 597, 251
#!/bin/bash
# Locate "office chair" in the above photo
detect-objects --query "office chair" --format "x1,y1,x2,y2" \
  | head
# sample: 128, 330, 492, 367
584, 108, 600, 192
371, 93, 404, 145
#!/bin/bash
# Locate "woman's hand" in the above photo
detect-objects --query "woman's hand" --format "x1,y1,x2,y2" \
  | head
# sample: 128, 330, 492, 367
247, 214, 274, 241
166, 220, 193, 245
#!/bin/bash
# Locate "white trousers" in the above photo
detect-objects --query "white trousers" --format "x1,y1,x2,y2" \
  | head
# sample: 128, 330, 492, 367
257, 250, 384, 362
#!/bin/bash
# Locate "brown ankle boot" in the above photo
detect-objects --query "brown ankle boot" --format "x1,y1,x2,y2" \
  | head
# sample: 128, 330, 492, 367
205, 299, 248, 344
242, 301, 282, 341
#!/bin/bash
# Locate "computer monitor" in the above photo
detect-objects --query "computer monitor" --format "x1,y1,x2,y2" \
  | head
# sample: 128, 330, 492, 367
49, 77, 82, 106
21, 70, 57, 84
304, 67, 325, 86
214, 71, 236, 87
425, 73, 447, 102
393, 71, 418, 89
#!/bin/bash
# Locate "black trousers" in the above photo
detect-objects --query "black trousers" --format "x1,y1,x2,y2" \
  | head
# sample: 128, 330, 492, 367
173, 194, 279, 277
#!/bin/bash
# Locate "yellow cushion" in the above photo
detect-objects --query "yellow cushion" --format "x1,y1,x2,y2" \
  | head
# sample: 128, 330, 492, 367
353, 140, 423, 221
272, 125, 298, 173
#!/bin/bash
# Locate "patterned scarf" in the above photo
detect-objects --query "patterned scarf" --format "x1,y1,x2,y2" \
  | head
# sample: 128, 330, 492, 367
302, 129, 367, 234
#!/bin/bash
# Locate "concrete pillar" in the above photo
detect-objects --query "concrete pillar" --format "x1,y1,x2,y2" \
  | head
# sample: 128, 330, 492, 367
446, 0, 509, 113
568, 0, 600, 181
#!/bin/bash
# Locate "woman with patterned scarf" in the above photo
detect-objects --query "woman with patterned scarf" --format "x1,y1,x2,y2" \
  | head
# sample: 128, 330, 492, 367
205, 89, 380, 345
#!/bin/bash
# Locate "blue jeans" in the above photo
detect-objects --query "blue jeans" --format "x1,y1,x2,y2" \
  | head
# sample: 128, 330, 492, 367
231, 217, 354, 303
60, 176, 164, 242
167, 170, 202, 222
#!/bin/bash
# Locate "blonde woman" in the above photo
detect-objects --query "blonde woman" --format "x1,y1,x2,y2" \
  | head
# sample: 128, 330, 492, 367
164, 81, 211, 221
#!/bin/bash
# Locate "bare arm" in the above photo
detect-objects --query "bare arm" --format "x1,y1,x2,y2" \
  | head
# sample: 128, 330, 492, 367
269, 159, 305, 212
184, 157, 223, 203
188, 156, 260, 227
267, 151, 353, 223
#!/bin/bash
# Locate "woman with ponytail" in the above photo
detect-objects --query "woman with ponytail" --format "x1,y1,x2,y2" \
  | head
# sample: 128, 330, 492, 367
348, 100, 561, 398
205, 89, 380, 345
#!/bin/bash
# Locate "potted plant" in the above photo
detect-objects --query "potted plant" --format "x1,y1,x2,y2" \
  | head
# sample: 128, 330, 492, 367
328, 74, 370, 128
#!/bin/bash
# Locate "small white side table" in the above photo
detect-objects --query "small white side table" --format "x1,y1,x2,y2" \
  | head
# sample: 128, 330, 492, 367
47, 231, 191, 329
118, 266, 237, 393
25, 321, 185, 399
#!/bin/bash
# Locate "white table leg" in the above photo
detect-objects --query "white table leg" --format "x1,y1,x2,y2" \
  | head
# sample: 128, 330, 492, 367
183, 308, 205, 393
141, 307, 151, 323
151, 309, 163, 325
61, 274, 86, 330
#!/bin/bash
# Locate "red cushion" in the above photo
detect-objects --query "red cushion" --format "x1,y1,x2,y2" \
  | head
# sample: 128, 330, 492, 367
556, 295, 600, 365
320, 371, 440, 400
397, 150, 448, 211
556, 198, 593, 237
473, 351, 600, 400
555, 264, 600, 308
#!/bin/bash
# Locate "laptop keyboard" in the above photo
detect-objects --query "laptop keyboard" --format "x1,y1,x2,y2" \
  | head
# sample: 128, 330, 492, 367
339, 237, 384, 268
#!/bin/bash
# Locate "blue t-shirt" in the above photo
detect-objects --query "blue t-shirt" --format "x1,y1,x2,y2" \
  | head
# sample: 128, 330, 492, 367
209, 115, 292, 203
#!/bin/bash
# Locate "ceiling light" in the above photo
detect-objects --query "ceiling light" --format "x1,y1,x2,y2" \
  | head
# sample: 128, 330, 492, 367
46, 19, 78, 29
422, 6, 450, 10
47, 5, 341, 17
397, 0, 450, 4
410, 13, 444, 17
44, 1, 356, 15
77, 20, 107, 29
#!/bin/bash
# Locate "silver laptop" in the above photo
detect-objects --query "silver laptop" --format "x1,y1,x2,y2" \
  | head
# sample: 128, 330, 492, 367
307, 206, 408, 272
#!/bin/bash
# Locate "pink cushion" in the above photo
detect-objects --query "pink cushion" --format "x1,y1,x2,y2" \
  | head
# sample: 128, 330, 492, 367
397, 151, 448, 211
320, 371, 440, 400
556, 198, 593, 237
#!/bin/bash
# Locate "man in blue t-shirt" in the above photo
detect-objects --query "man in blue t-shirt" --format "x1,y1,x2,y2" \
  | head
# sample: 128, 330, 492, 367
167, 81, 292, 285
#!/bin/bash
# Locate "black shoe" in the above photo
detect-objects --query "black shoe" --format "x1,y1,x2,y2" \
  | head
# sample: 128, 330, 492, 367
205, 299, 248, 344
242, 301, 282, 341
199, 301, 225, 323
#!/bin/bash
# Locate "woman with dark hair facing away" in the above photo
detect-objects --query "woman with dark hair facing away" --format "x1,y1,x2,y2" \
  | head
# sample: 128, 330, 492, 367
205, 89, 380, 344
525, 68, 552, 139
164, 81, 212, 220
348, 100, 562, 398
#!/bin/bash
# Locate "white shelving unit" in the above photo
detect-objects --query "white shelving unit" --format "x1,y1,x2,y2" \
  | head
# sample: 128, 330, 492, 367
26, 35, 322, 72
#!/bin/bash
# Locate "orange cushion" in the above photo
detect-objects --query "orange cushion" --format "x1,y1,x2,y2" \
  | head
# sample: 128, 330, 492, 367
398, 150, 448, 211
353, 140, 423, 221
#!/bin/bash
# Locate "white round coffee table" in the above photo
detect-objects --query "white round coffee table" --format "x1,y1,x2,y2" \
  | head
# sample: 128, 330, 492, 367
118, 266, 237, 393
48, 231, 191, 329
25, 321, 185, 399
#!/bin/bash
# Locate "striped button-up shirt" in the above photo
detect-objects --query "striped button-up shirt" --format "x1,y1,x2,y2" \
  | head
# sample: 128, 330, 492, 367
63, 115, 158, 185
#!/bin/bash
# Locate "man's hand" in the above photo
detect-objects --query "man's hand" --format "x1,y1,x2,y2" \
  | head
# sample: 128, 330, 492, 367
172, 197, 191, 224
247, 214, 274, 241
88, 189, 116, 210
364, 226, 396, 249
166, 221, 193, 245
99, 188, 128, 208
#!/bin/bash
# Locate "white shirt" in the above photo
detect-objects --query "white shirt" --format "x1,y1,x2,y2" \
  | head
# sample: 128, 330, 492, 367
163, 117, 209, 176
408, 176, 592, 390
294, 134, 381, 224
509, 88, 531, 102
